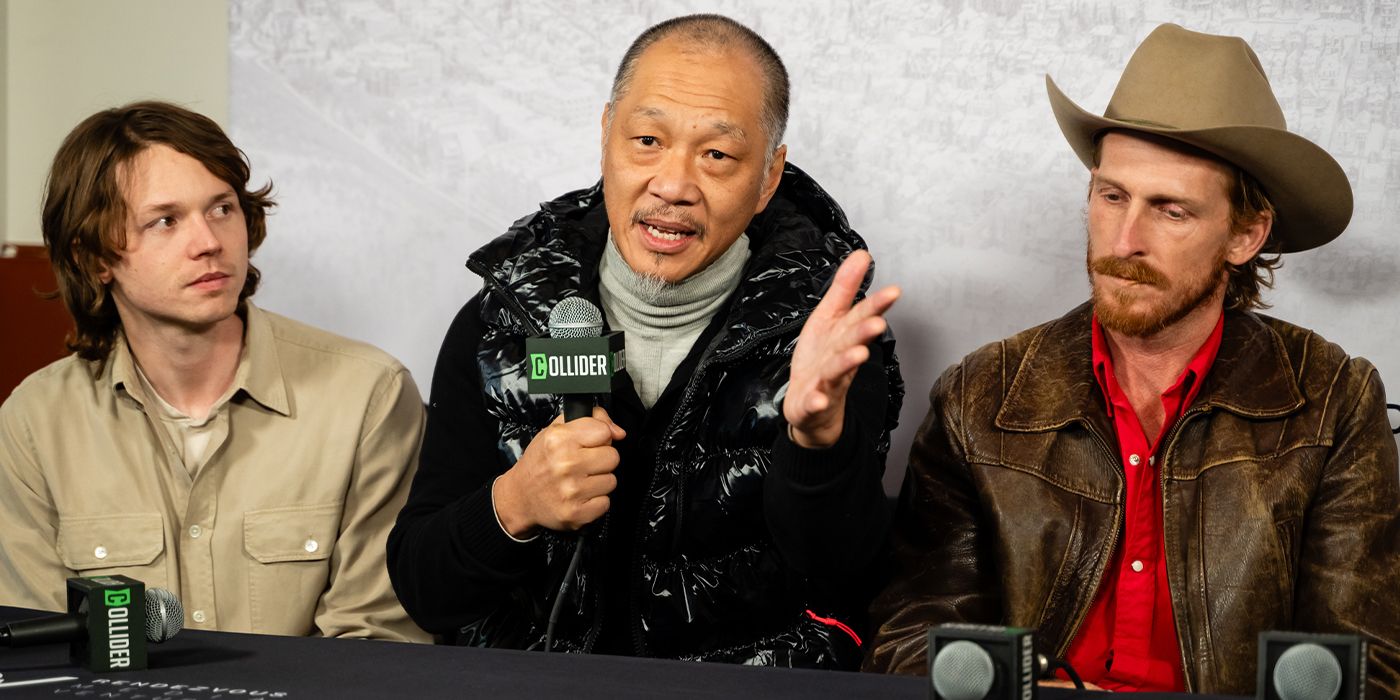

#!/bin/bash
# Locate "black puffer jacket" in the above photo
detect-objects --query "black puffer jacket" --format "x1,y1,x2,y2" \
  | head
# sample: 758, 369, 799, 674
388, 163, 903, 668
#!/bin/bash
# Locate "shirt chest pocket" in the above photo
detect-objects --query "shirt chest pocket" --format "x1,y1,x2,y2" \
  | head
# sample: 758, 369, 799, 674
57, 513, 167, 584
242, 503, 341, 634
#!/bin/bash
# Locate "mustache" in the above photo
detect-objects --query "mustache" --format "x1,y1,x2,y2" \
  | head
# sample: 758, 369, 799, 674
631, 206, 704, 238
1090, 256, 1167, 287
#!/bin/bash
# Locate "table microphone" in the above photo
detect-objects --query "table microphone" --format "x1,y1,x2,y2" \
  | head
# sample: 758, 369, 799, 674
2, 576, 183, 672
929, 624, 1039, 700
1, 587, 181, 648
927, 624, 1084, 699
1258, 631, 1366, 700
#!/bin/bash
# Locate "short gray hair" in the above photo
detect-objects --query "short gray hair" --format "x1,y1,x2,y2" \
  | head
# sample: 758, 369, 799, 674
607, 14, 789, 159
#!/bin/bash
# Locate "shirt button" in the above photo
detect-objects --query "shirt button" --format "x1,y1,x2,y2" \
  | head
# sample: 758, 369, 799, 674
94, 546, 108, 560
192, 610, 207, 623
1128, 454, 1142, 466
1149, 455, 1156, 466
1131, 560, 1145, 573
304, 538, 319, 553
189, 525, 202, 538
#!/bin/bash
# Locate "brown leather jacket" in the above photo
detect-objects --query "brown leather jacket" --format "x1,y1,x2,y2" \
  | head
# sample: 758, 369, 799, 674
865, 304, 1399, 696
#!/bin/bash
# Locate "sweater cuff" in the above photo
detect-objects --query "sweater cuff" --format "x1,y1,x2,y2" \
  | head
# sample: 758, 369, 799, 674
453, 481, 540, 574
772, 411, 865, 488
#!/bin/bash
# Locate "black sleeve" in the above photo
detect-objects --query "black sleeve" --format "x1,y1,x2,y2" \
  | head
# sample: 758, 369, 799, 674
387, 294, 544, 634
763, 346, 893, 584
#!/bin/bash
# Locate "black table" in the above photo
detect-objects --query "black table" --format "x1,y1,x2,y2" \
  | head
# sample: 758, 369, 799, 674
0, 607, 1240, 698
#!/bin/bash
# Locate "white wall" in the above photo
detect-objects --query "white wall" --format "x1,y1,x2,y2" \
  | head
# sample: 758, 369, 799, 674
1, 0, 228, 245
228, 0, 1400, 490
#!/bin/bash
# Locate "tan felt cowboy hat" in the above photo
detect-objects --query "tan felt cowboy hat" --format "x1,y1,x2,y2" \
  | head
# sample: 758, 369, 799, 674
1046, 23, 1352, 253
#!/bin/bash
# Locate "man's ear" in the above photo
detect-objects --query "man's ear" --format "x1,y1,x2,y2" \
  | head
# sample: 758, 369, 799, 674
754, 144, 787, 214
1227, 210, 1273, 266
600, 103, 612, 148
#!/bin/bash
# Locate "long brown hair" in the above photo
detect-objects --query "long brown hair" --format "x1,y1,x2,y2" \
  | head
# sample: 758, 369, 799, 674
1222, 167, 1281, 311
41, 101, 275, 363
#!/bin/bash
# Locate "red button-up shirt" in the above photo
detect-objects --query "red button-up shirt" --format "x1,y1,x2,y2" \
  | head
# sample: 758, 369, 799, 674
1063, 313, 1223, 691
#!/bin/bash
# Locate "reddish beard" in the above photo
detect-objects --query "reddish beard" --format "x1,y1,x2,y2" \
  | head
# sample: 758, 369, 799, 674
1088, 245, 1228, 338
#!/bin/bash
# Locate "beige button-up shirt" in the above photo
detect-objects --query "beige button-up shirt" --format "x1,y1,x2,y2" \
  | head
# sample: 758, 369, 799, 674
0, 303, 428, 641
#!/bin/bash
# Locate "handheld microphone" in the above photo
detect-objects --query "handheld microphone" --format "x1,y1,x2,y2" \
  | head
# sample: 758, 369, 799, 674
1, 576, 182, 673
529, 298, 626, 651
528, 297, 625, 422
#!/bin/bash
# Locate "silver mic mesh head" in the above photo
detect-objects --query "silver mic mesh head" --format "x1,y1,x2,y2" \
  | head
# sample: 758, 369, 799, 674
1273, 643, 1343, 700
144, 588, 184, 643
548, 297, 603, 339
931, 640, 996, 700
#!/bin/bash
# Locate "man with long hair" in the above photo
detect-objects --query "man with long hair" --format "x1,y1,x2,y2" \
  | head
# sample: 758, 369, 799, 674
0, 102, 427, 641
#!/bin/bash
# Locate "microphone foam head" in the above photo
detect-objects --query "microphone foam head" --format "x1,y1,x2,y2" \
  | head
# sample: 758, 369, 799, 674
931, 640, 996, 700
144, 588, 184, 643
1273, 642, 1343, 700
548, 297, 603, 339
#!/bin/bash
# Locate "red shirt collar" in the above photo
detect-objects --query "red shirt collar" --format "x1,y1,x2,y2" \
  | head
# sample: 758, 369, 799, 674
1090, 311, 1224, 422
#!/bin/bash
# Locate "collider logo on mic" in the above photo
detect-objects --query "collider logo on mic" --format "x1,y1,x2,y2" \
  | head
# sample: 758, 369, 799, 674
526, 333, 625, 394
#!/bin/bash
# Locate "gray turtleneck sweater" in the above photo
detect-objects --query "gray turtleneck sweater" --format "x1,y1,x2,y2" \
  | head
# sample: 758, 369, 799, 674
598, 232, 751, 409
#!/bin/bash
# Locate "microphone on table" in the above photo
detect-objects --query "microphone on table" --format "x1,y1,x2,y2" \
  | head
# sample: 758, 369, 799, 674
527, 296, 625, 421
1258, 631, 1366, 700
526, 297, 626, 652
1, 576, 182, 672
928, 624, 1084, 699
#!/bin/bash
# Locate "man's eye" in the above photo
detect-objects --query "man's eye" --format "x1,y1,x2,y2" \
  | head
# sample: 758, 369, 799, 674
148, 216, 176, 230
705, 149, 729, 161
211, 203, 233, 217
1101, 191, 1123, 203
636, 136, 658, 147
1162, 207, 1187, 221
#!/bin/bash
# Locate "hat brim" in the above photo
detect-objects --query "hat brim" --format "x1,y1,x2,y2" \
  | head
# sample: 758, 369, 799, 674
1047, 76, 1352, 253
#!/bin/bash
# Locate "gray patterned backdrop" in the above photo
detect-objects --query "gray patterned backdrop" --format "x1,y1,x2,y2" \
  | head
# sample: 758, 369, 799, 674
229, 1, 1400, 489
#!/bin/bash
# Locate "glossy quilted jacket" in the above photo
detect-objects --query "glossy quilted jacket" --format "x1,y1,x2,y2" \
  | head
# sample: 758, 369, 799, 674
461, 163, 904, 666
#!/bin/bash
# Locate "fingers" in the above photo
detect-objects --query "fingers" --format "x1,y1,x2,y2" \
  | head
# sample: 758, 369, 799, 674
808, 279, 897, 358
842, 284, 901, 328
811, 250, 871, 319
560, 470, 617, 502
568, 495, 611, 530
549, 407, 625, 447
592, 406, 627, 441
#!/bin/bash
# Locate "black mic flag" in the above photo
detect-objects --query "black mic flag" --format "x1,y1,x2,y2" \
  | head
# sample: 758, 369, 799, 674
1, 576, 182, 673
527, 297, 625, 421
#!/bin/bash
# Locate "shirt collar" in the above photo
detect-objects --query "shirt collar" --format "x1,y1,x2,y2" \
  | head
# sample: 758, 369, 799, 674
1089, 311, 1224, 419
996, 303, 1303, 435
107, 302, 290, 416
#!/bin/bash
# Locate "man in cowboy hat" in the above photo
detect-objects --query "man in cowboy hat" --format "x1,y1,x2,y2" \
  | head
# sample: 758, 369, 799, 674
863, 23, 1399, 694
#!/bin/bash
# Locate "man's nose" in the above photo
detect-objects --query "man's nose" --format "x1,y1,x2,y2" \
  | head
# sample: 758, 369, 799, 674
646, 150, 701, 206
187, 215, 223, 259
1109, 203, 1151, 259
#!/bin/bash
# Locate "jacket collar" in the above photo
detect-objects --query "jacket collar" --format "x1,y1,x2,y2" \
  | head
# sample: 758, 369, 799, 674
107, 302, 291, 416
996, 302, 1304, 433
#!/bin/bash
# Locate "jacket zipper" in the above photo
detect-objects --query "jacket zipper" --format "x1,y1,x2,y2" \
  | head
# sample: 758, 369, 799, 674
580, 513, 609, 653
629, 317, 808, 657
